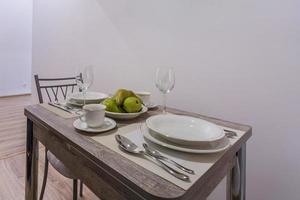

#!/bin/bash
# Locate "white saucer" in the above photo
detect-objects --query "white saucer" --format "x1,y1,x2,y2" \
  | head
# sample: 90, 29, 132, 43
142, 127, 230, 154
73, 117, 116, 133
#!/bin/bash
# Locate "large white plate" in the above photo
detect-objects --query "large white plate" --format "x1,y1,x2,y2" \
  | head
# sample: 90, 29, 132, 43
69, 92, 108, 103
105, 106, 148, 120
146, 114, 225, 146
73, 117, 116, 133
143, 127, 230, 154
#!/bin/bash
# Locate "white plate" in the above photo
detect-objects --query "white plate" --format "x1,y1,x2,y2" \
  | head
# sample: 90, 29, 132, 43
73, 117, 116, 133
67, 99, 84, 107
143, 127, 230, 154
146, 114, 225, 146
69, 92, 108, 103
105, 106, 148, 120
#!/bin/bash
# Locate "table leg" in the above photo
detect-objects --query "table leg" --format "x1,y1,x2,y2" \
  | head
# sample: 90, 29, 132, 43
25, 119, 39, 200
226, 167, 233, 200
227, 143, 246, 200
238, 143, 246, 200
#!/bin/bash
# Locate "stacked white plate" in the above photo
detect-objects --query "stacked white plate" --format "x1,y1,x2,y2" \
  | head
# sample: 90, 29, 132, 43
144, 114, 230, 154
67, 92, 108, 106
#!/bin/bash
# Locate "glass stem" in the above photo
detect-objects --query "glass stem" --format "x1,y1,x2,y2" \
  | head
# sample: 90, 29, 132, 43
162, 93, 167, 114
83, 90, 86, 106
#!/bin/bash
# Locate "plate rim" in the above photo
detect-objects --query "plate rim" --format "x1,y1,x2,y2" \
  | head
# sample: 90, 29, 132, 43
67, 99, 83, 106
143, 128, 230, 154
69, 92, 109, 101
146, 114, 225, 143
73, 117, 116, 133
105, 105, 148, 116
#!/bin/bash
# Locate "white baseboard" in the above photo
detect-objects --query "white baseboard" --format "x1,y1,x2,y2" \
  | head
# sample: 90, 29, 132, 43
0, 92, 31, 98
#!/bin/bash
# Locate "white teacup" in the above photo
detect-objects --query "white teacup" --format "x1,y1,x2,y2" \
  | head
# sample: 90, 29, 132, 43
136, 92, 151, 106
80, 104, 106, 128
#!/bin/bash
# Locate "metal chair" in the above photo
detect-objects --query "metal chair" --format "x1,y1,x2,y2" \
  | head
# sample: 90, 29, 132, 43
34, 74, 84, 200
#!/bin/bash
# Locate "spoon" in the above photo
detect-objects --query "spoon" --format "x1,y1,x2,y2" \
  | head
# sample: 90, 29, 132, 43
115, 135, 190, 182
143, 143, 195, 174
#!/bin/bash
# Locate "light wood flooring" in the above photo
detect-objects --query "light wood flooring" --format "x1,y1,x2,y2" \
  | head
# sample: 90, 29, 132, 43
0, 95, 31, 159
0, 95, 99, 200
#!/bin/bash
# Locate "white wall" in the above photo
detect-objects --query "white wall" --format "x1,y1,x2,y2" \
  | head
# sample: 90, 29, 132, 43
0, 0, 32, 96
32, 0, 300, 199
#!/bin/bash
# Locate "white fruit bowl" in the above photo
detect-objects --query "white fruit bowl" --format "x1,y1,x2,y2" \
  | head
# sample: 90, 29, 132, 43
105, 105, 148, 120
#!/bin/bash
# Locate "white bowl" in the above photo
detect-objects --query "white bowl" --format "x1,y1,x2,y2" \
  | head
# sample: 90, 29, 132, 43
142, 126, 230, 154
135, 91, 151, 105
146, 114, 225, 146
105, 106, 148, 120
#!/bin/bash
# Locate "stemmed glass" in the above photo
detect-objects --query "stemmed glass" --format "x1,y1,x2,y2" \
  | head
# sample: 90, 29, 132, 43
75, 65, 94, 106
155, 67, 175, 114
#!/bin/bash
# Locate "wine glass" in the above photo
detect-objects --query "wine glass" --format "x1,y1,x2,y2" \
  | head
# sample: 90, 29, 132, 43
155, 67, 175, 113
75, 65, 94, 106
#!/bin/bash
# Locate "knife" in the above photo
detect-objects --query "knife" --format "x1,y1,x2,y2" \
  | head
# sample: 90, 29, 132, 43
48, 102, 73, 114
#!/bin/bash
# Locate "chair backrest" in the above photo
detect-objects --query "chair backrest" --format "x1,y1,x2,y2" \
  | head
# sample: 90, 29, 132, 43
34, 74, 80, 103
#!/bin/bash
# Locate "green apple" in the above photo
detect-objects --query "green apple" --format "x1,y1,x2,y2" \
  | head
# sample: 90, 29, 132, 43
102, 98, 125, 113
113, 89, 143, 106
123, 97, 142, 113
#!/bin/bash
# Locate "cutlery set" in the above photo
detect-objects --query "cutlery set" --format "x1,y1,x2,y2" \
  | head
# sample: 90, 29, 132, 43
48, 102, 81, 114
143, 143, 194, 174
48, 102, 74, 113
115, 134, 192, 181
114, 128, 237, 181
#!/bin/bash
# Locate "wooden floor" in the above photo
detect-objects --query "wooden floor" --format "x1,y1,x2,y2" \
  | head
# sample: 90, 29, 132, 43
0, 95, 99, 200
0, 95, 31, 159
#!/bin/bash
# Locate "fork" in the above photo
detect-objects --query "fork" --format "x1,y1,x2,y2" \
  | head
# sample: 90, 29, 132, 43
224, 129, 237, 138
54, 101, 80, 112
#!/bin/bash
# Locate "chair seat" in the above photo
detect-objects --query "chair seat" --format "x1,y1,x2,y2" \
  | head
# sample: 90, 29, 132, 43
47, 151, 77, 179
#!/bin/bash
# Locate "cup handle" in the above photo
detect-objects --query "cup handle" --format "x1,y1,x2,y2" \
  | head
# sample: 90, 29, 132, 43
76, 110, 86, 123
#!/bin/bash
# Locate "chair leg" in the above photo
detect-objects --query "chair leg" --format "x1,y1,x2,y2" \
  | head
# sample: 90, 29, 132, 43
79, 180, 84, 197
39, 149, 49, 200
73, 179, 78, 200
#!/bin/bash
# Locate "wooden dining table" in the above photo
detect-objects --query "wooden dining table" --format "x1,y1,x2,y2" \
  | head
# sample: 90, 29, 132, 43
24, 104, 251, 200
